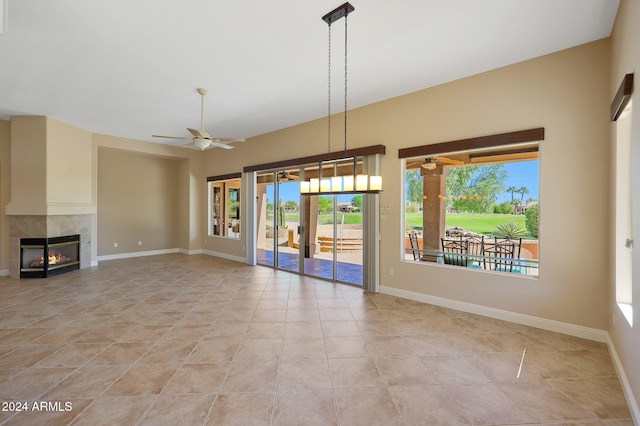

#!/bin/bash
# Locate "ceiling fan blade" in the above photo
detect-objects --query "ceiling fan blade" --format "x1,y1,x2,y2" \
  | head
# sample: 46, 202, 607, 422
152, 135, 190, 140
433, 156, 464, 165
210, 141, 235, 150
187, 128, 210, 138
211, 137, 245, 143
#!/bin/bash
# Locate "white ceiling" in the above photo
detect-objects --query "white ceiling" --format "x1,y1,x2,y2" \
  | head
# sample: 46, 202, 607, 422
0, 0, 619, 146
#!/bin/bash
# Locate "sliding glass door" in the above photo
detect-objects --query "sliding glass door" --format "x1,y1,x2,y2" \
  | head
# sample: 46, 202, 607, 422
255, 162, 364, 286
276, 171, 301, 273
256, 169, 301, 274
256, 172, 275, 267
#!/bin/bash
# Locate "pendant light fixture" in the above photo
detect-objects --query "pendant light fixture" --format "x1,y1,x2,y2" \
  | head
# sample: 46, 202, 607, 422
300, 2, 382, 195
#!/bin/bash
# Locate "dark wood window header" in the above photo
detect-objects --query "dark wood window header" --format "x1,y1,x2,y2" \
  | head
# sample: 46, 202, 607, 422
611, 73, 634, 121
206, 172, 242, 182
243, 144, 386, 173
398, 128, 545, 159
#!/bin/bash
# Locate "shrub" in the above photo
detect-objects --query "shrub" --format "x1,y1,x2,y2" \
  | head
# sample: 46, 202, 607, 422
525, 204, 539, 238
406, 203, 420, 213
494, 201, 514, 214
493, 222, 527, 239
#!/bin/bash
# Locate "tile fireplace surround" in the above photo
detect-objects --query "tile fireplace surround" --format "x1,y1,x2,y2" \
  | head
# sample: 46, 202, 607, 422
9, 215, 92, 279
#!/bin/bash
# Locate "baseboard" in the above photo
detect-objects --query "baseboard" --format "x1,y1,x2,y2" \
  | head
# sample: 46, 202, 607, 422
0, 269, 8, 277
96, 248, 245, 263
91, 260, 99, 267
97, 248, 180, 262
380, 285, 608, 343
179, 248, 203, 255
202, 249, 246, 264
607, 334, 640, 424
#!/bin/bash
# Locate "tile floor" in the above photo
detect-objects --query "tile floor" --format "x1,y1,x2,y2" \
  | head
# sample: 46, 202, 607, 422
0, 254, 633, 425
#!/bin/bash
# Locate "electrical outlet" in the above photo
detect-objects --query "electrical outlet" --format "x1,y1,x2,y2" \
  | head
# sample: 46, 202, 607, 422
389, 268, 394, 276
138, 241, 142, 246
113, 242, 118, 248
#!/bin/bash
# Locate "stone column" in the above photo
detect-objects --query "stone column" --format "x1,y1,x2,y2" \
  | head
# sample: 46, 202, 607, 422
422, 166, 447, 259
303, 196, 318, 258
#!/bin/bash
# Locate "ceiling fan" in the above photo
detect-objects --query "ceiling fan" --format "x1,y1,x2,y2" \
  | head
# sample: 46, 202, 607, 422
152, 88, 245, 151
277, 171, 299, 182
407, 156, 464, 171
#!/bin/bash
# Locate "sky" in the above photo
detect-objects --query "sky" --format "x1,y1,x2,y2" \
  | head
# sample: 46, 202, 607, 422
268, 159, 539, 204
497, 160, 539, 203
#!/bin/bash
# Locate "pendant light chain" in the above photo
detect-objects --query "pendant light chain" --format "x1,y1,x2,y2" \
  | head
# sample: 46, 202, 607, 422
327, 22, 332, 162
300, 3, 382, 196
344, 12, 348, 158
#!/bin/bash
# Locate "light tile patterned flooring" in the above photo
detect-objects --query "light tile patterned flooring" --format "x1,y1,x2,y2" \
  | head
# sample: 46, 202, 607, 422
0, 254, 632, 425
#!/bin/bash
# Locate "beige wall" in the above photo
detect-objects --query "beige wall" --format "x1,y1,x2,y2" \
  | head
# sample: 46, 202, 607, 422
205, 39, 612, 330
0, 119, 10, 273
7, 116, 47, 213
97, 148, 181, 255
6, 116, 96, 216
46, 117, 93, 205
93, 133, 204, 256
609, 0, 640, 414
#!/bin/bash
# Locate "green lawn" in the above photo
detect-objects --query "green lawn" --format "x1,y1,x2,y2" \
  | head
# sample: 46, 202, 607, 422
407, 212, 534, 239
277, 211, 533, 238
274, 213, 363, 225
318, 213, 362, 225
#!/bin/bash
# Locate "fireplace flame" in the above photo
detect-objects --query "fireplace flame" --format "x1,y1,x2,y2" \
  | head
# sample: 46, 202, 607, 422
47, 251, 70, 265
29, 250, 71, 268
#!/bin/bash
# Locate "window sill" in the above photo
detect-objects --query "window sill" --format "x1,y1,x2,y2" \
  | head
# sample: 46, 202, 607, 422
617, 302, 634, 327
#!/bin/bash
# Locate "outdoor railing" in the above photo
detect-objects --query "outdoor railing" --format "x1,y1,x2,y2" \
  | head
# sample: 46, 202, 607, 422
404, 249, 539, 275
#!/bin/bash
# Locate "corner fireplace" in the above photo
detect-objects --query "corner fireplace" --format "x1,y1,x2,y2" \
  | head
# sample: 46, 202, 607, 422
20, 234, 81, 278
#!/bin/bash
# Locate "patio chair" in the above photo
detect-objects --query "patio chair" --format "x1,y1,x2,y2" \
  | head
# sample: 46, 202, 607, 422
483, 238, 520, 272
441, 238, 470, 266
462, 235, 484, 268
495, 237, 522, 259
408, 232, 421, 261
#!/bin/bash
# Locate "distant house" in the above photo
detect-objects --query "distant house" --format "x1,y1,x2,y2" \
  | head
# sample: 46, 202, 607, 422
514, 200, 538, 215
337, 202, 354, 212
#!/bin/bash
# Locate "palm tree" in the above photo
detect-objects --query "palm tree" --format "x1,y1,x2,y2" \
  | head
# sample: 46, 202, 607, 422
518, 187, 529, 203
507, 186, 518, 203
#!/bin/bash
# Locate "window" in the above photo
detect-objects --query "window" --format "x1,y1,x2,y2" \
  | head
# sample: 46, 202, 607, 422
207, 174, 241, 239
611, 73, 634, 326
400, 129, 542, 276
615, 100, 633, 326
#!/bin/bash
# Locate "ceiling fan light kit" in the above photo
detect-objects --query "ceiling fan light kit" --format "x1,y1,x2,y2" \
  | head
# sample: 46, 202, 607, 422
194, 138, 210, 151
152, 88, 244, 151
422, 158, 437, 170
300, 2, 382, 196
